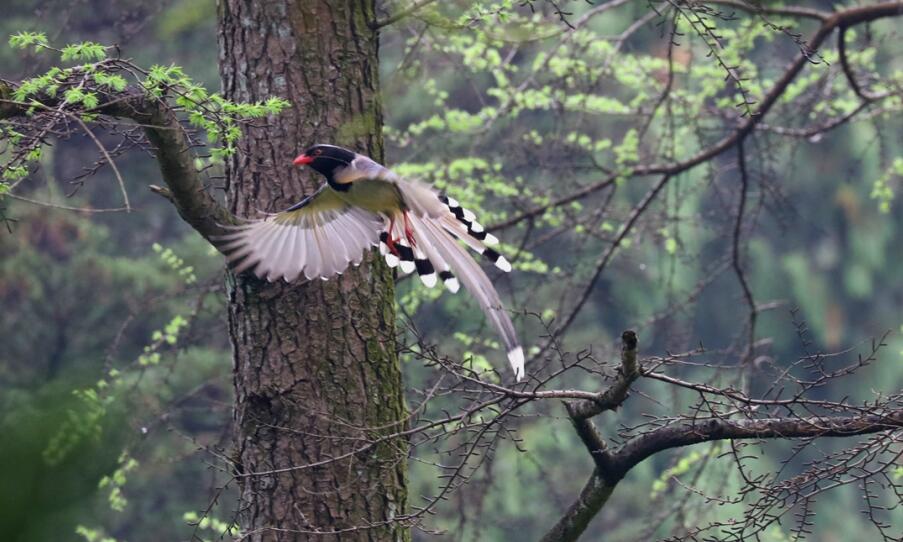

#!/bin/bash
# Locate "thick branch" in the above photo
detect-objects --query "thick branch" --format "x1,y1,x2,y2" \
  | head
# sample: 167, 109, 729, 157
543, 331, 638, 542
0, 83, 234, 240
538, 470, 615, 542
133, 98, 235, 238
566, 330, 639, 419
608, 411, 903, 477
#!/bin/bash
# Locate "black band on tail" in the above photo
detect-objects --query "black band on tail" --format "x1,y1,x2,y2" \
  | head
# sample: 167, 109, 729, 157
483, 248, 502, 264
439, 193, 489, 240
396, 243, 415, 262
415, 258, 434, 276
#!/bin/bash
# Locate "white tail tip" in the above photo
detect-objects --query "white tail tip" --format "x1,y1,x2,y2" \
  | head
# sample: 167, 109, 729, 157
507, 347, 525, 381
444, 277, 460, 293
496, 256, 512, 273
420, 272, 437, 288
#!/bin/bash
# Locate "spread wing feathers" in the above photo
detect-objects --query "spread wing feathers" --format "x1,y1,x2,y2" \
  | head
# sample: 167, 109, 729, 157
213, 186, 384, 282
406, 213, 524, 380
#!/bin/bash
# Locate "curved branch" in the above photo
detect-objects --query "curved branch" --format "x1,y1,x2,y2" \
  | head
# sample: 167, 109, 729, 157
133, 98, 236, 238
0, 83, 235, 239
540, 330, 903, 542
565, 330, 639, 420
702, 0, 830, 22
837, 24, 892, 102
491, 1, 903, 234
608, 411, 903, 478
634, 1, 903, 178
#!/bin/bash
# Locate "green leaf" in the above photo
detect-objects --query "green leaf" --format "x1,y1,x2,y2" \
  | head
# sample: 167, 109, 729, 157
60, 41, 107, 62
64, 88, 85, 104
81, 92, 99, 110
93, 72, 128, 92
9, 31, 49, 50
665, 237, 678, 255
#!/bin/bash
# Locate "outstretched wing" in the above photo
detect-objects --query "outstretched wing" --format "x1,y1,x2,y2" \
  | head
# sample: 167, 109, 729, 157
214, 185, 385, 282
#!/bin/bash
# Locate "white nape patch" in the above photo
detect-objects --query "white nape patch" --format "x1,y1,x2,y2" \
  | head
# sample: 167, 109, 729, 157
496, 256, 512, 272
447, 197, 460, 208
508, 347, 525, 382
420, 272, 437, 288
470, 221, 484, 233
385, 252, 400, 267
444, 277, 460, 293
484, 233, 499, 245
462, 208, 476, 222
400, 260, 415, 274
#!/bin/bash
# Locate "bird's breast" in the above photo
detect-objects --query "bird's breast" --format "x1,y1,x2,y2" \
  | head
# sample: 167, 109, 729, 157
340, 180, 405, 214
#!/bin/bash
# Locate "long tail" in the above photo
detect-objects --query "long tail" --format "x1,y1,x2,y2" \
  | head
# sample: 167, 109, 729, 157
398, 211, 524, 381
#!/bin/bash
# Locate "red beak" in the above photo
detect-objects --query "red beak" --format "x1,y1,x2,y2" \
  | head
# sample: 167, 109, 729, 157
293, 154, 313, 166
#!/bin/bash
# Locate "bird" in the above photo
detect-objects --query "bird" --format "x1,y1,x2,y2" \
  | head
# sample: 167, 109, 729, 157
215, 144, 525, 381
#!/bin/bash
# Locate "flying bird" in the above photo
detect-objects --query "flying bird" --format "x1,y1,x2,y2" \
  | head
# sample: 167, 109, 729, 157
215, 144, 524, 380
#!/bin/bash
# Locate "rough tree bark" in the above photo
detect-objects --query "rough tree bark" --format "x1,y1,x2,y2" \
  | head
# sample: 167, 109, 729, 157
217, 2, 408, 540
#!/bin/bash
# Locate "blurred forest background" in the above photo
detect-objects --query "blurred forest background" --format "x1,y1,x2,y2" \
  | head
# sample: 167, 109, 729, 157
0, 0, 901, 541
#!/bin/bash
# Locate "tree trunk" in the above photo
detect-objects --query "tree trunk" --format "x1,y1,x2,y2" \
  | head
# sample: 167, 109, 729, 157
217, 2, 408, 540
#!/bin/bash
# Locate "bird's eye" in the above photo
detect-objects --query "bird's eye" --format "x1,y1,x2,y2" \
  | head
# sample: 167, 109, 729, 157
313, 149, 322, 156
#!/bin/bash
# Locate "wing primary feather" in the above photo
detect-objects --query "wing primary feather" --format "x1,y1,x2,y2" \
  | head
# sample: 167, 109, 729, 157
324, 219, 351, 272
253, 222, 291, 279
295, 223, 311, 278
281, 220, 302, 282
304, 223, 325, 279
232, 221, 282, 274
317, 219, 342, 279
265, 220, 297, 281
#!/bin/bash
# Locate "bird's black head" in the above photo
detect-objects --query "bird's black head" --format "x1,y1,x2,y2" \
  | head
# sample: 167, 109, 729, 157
293, 144, 356, 179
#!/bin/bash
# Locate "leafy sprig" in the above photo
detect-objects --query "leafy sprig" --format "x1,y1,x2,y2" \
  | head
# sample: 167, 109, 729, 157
2, 32, 291, 200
